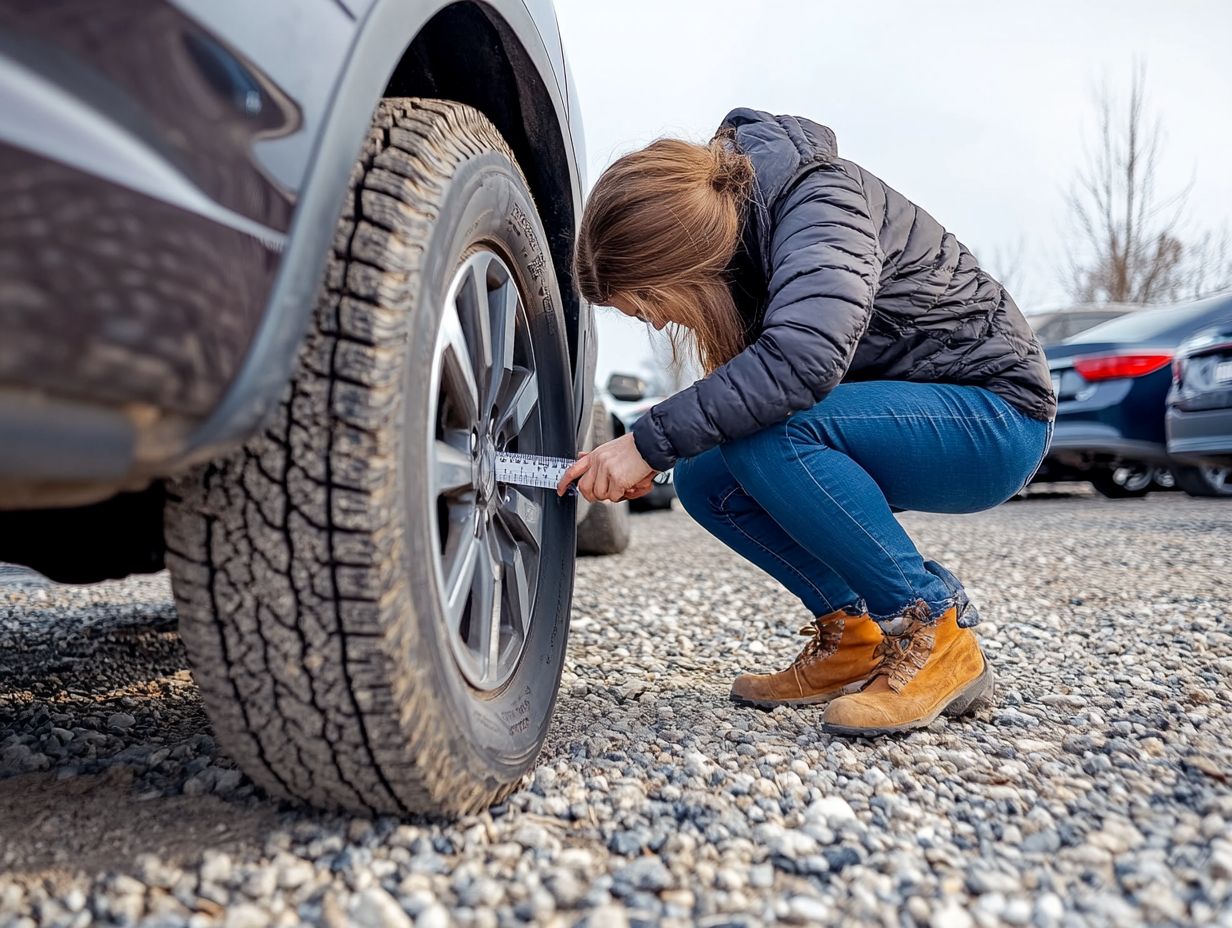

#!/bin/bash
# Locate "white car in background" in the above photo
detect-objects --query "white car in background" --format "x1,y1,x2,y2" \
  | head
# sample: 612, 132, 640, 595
602, 373, 677, 512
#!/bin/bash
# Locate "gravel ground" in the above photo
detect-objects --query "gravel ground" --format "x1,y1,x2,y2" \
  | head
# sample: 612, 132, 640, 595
1, 488, 1230, 927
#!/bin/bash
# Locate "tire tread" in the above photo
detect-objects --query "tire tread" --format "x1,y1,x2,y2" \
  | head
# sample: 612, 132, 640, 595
166, 99, 534, 815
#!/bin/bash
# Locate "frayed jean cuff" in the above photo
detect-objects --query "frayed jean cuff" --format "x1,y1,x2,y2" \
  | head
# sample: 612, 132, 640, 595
870, 595, 958, 632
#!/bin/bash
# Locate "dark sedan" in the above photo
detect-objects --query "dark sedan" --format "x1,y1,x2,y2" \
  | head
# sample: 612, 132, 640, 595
1034, 293, 1232, 497
1166, 321, 1232, 496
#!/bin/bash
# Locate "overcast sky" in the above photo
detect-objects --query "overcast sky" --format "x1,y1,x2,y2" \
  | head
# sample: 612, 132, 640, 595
553, 0, 1232, 390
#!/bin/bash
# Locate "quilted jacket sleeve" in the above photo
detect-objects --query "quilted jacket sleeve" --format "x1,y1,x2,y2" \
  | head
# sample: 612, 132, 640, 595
631, 165, 883, 471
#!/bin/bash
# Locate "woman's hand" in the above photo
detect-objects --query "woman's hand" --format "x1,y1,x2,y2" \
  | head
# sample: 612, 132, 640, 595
557, 433, 655, 502
621, 474, 657, 500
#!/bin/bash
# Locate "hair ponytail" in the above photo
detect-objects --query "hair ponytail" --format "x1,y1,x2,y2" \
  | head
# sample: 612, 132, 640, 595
707, 127, 755, 199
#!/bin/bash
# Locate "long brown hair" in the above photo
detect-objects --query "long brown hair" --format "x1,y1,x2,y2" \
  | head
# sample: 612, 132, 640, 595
573, 127, 755, 376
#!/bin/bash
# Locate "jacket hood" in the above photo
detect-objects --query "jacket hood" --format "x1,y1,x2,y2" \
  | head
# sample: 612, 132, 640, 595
717, 107, 838, 205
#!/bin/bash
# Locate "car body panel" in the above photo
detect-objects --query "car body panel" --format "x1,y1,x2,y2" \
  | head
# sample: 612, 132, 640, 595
0, 1, 303, 436
1037, 295, 1232, 480
1047, 344, 1171, 452
1167, 407, 1232, 462
0, 2, 306, 229
1166, 323, 1232, 465
0, 142, 283, 419
0, 0, 592, 505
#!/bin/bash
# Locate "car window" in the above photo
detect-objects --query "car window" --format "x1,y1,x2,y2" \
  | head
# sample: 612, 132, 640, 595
1032, 316, 1063, 342
1065, 299, 1232, 344
1065, 313, 1118, 338
1075, 312, 1115, 328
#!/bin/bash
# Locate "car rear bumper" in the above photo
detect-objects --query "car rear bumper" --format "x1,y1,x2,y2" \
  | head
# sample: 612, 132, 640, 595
1166, 405, 1232, 463
1047, 420, 1170, 464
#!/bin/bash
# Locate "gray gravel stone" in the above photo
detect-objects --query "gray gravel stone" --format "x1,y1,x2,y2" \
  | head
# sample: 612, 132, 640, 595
2, 495, 1229, 926
349, 887, 412, 928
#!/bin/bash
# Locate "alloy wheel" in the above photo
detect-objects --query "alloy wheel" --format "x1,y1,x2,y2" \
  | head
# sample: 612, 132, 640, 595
1201, 465, 1231, 494
1112, 464, 1154, 493
428, 249, 544, 691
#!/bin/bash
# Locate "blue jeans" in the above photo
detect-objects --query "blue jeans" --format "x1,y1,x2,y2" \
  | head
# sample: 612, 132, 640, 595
673, 381, 1054, 625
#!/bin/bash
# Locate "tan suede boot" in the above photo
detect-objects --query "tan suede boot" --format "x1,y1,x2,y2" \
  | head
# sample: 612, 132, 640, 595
821, 601, 994, 736
730, 605, 882, 708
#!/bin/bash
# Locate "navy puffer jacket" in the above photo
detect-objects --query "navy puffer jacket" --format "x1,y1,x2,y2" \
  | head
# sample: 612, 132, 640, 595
630, 107, 1057, 472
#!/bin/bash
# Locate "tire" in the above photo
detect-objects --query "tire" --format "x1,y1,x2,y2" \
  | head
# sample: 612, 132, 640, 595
1172, 464, 1232, 498
576, 403, 631, 555
164, 99, 577, 816
1089, 465, 1153, 499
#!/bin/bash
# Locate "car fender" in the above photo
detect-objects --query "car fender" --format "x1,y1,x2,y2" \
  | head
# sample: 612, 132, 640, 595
182, 0, 587, 466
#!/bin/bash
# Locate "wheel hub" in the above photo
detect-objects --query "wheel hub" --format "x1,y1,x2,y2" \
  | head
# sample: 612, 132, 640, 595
476, 435, 496, 505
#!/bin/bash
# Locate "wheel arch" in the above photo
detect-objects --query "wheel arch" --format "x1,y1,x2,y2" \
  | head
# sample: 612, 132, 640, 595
181, 0, 585, 468
384, 4, 582, 366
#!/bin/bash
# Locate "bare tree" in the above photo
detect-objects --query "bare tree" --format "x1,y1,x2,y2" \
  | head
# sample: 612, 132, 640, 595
1066, 62, 1191, 305
1185, 225, 1232, 300
980, 237, 1038, 309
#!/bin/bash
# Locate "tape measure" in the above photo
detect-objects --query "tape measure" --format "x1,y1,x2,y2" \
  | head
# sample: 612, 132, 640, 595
494, 451, 673, 493
494, 451, 576, 491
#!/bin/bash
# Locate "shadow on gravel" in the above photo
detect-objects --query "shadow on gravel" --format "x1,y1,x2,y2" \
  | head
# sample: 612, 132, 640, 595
0, 766, 282, 880
0, 591, 288, 881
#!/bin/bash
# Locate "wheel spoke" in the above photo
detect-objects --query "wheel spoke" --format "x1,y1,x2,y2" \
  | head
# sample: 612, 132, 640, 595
496, 487, 543, 552
443, 529, 481, 629
495, 367, 538, 436
469, 538, 500, 678
500, 539, 533, 639
486, 536, 506, 674
439, 302, 480, 423
457, 258, 494, 408
433, 440, 473, 496
487, 277, 519, 411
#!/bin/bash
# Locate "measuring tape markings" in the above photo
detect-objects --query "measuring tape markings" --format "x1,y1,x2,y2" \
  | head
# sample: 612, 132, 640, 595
494, 451, 576, 490
494, 451, 673, 493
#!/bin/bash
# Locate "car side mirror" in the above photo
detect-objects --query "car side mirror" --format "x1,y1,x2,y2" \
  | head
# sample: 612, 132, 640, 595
607, 372, 648, 402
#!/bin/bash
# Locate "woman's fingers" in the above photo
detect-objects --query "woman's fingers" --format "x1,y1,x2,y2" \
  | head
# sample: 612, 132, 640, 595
591, 464, 612, 502
565, 437, 652, 503
557, 455, 593, 497
578, 467, 599, 503
616, 476, 652, 502
622, 485, 653, 500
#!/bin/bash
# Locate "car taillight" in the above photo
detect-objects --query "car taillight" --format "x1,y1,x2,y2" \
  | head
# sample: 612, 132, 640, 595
1172, 358, 1183, 386
1072, 353, 1173, 382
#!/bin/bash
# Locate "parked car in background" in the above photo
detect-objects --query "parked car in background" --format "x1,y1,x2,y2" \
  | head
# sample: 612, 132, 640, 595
1035, 293, 1232, 498
1165, 321, 1232, 497
1027, 303, 1140, 347
0, 0, 596, 816
604, 373, 678, 511
575, 398, 633, 552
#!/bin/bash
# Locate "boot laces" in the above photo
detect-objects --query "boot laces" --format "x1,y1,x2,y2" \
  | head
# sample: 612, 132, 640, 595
794, 616, 844, 664
872, 618, 935, 692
